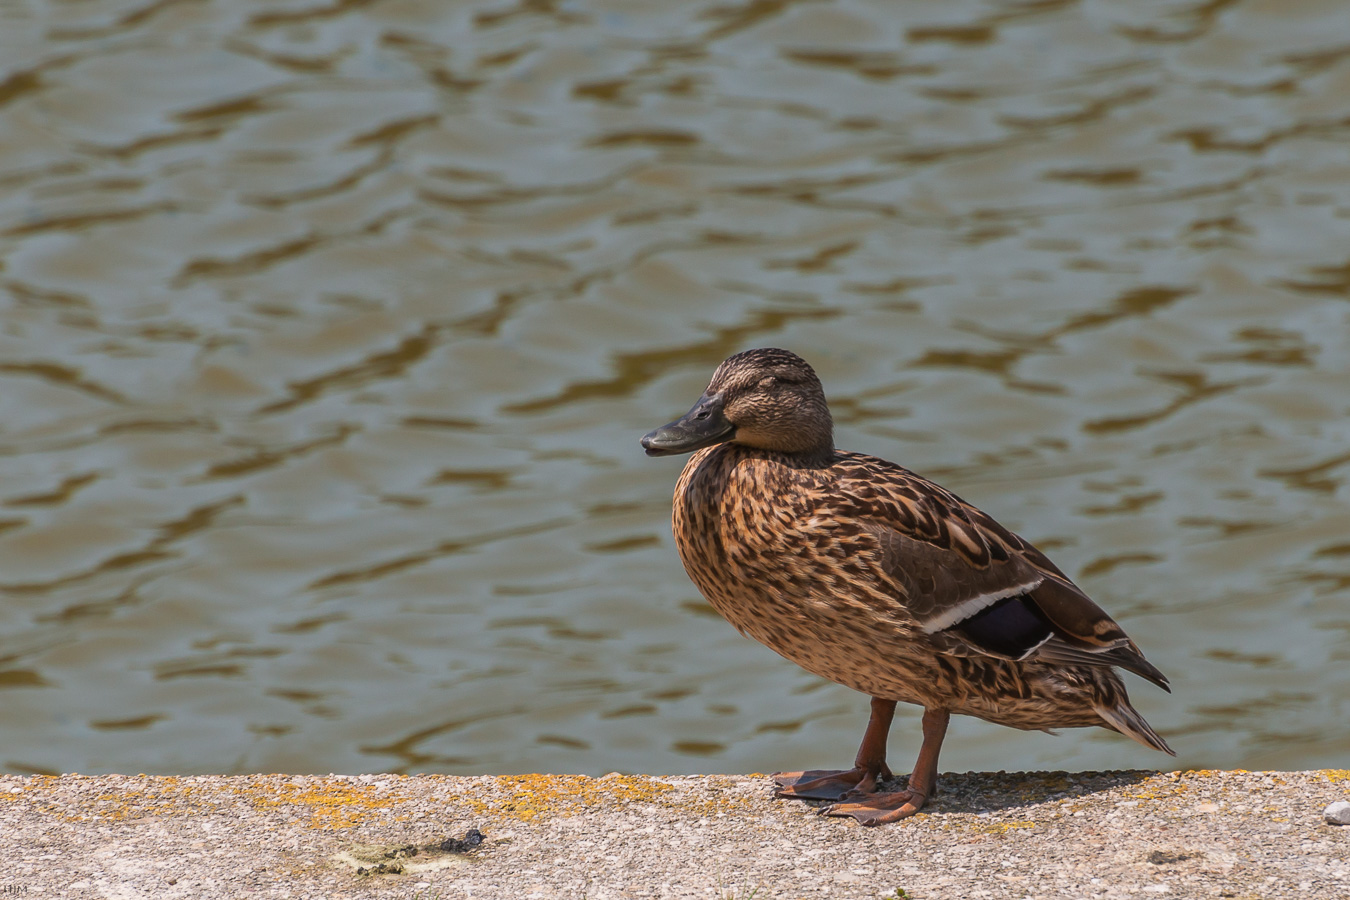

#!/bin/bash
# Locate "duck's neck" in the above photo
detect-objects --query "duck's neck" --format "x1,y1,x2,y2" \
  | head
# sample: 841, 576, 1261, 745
725, 439, 835, 470
732, 406, 834, 461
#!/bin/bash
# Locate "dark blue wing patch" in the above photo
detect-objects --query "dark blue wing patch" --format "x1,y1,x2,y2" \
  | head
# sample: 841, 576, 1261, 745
950, 594, 1053, 659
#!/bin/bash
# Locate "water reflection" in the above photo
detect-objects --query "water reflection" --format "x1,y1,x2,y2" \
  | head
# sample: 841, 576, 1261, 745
0, 0, 1348, 779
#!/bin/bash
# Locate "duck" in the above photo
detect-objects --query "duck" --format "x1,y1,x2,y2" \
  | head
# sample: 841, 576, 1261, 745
641, 348, 1173, 825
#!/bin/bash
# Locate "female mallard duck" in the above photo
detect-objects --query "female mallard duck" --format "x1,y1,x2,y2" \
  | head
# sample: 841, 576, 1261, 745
641, 348, 1172, 826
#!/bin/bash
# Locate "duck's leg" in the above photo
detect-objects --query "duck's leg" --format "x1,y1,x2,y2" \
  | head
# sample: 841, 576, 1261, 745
773, 697, 896, 801
822, 707, 949, 825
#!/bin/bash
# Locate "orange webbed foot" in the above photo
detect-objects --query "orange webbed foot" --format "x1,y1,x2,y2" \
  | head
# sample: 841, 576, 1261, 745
772, 765, 889, 801
821, 787, 928, 826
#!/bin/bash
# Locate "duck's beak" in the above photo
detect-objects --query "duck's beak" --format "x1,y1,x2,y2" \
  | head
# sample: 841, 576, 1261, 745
641, 392, 735, 457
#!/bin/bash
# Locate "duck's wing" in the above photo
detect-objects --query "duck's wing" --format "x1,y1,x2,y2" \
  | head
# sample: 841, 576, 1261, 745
834, 456, 1169, 691
961, 503, 1170, 690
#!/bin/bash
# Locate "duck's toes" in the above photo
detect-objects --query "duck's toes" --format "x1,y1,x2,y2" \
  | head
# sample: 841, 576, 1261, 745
773, 768, 873, 801
820, 789, 927, 826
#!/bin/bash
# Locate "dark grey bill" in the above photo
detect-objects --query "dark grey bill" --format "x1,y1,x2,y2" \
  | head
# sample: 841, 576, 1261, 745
640, 392, 735, 457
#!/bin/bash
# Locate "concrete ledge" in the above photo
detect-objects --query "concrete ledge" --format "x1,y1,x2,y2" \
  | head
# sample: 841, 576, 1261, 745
1, 770, 1347, 899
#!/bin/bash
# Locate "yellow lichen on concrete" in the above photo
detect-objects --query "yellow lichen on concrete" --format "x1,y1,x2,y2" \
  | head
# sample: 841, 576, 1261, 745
236, 779, 407, 830
26, 776, 409, 830
1123, 773, 1191, 802
460, 774, 674, 821
442, 774, 752, 823
2, 773, 760, 831
55, 776, 203, 823
92, 777, 194, 822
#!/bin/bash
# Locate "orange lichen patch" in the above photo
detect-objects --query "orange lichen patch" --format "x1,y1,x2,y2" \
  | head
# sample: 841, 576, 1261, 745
1116, 769, 1251, 803
461, 774, 673, 822
61, 776, 217, 823
444, 774, 748, 823
235, 779, 407, 830
1321, 770, 1350, 783
1123, 774, 1191, 802
28, 776, 411, 830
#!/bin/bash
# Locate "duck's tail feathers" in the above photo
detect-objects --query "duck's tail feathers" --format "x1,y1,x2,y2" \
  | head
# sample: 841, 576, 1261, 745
1033, 639, 1171, 693
1095, 700, 1175, 756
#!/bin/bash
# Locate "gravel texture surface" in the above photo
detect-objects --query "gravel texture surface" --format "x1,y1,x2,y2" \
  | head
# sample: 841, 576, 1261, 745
1, 770, 1347, 899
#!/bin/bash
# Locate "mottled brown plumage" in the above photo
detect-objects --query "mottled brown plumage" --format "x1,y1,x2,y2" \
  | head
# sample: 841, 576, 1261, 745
642, 348, 1173, 825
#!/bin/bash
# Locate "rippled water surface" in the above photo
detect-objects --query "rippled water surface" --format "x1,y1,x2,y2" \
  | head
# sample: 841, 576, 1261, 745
1, 0, 1348, 779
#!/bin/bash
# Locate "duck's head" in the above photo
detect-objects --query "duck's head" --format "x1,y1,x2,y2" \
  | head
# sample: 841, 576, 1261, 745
641, 348, 834, 459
